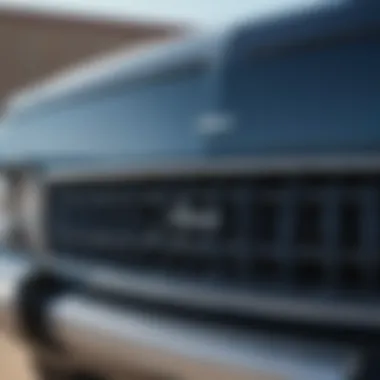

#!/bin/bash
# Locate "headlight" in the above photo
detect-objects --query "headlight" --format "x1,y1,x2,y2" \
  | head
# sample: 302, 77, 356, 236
0, 170, 42, 250
17, 175, 43, 249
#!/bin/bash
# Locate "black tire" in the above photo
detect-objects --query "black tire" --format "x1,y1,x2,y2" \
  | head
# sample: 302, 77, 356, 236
36, 365, 103, 380
36, 365, 68, 380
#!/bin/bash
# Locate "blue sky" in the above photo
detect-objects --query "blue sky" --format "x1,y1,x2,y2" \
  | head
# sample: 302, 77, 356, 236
0, 0, 337, 28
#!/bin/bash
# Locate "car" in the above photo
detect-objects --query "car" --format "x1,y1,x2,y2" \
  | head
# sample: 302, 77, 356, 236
1, 1, 380, 379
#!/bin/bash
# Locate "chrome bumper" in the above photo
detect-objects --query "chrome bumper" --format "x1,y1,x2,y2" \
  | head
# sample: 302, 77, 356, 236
0, 255, 359, 380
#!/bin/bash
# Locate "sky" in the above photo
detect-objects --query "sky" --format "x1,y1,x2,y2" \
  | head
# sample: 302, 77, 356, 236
0, 0, 342, 28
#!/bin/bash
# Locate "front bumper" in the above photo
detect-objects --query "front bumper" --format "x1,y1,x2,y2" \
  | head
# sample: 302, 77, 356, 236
0, 254, 361, 380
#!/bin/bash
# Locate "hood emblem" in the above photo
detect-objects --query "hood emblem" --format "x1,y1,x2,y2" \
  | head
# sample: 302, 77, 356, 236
197, 112, 235, 135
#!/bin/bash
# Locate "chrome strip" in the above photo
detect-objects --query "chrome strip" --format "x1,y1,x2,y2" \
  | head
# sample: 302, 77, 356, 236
49, 292, 356, 380
47, 154, 380, 184
45, 258, 380, 330
35, 174, 49, 256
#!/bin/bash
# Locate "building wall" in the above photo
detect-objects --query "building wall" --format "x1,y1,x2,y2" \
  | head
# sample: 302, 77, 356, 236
0, 9, 185, 102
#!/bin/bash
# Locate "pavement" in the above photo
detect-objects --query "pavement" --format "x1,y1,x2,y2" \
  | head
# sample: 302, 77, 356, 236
0, 334, 34, 380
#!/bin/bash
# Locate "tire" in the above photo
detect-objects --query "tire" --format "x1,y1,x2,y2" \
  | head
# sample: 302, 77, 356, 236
36, 365, 103, 380
36, 365, 68, 380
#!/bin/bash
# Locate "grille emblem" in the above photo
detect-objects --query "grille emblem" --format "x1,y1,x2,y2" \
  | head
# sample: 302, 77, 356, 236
197, 112, 235, 135
167, 199, 222, 232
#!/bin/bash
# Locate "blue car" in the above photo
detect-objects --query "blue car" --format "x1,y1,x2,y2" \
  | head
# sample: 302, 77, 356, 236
1, 1, 380, 379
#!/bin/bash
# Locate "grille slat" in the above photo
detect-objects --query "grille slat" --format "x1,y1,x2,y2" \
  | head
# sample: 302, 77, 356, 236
276, 181, 298, 284
322, 184, 341, 291
47, 174, 380, 296
361, 185, 379, 289
234, 186, 254, 282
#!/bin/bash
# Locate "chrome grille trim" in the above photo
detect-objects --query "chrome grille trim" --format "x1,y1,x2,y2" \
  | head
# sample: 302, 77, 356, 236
47, 154, 380, 184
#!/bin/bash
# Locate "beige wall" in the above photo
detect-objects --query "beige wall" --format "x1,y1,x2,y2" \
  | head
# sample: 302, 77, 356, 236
0, 9, 185, 102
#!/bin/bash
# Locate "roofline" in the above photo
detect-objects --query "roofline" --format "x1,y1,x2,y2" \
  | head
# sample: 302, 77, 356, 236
0, 5, 191, 36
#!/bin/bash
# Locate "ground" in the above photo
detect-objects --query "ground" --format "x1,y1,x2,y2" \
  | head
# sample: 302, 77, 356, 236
0, 334, 34, 380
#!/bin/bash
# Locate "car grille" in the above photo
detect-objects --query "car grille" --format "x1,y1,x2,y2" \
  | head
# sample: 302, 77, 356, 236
46, 174, 380, 296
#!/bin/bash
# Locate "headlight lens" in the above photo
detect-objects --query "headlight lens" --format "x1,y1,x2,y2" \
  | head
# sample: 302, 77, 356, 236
0, 171, 42, 250
0, 174, 11, 242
